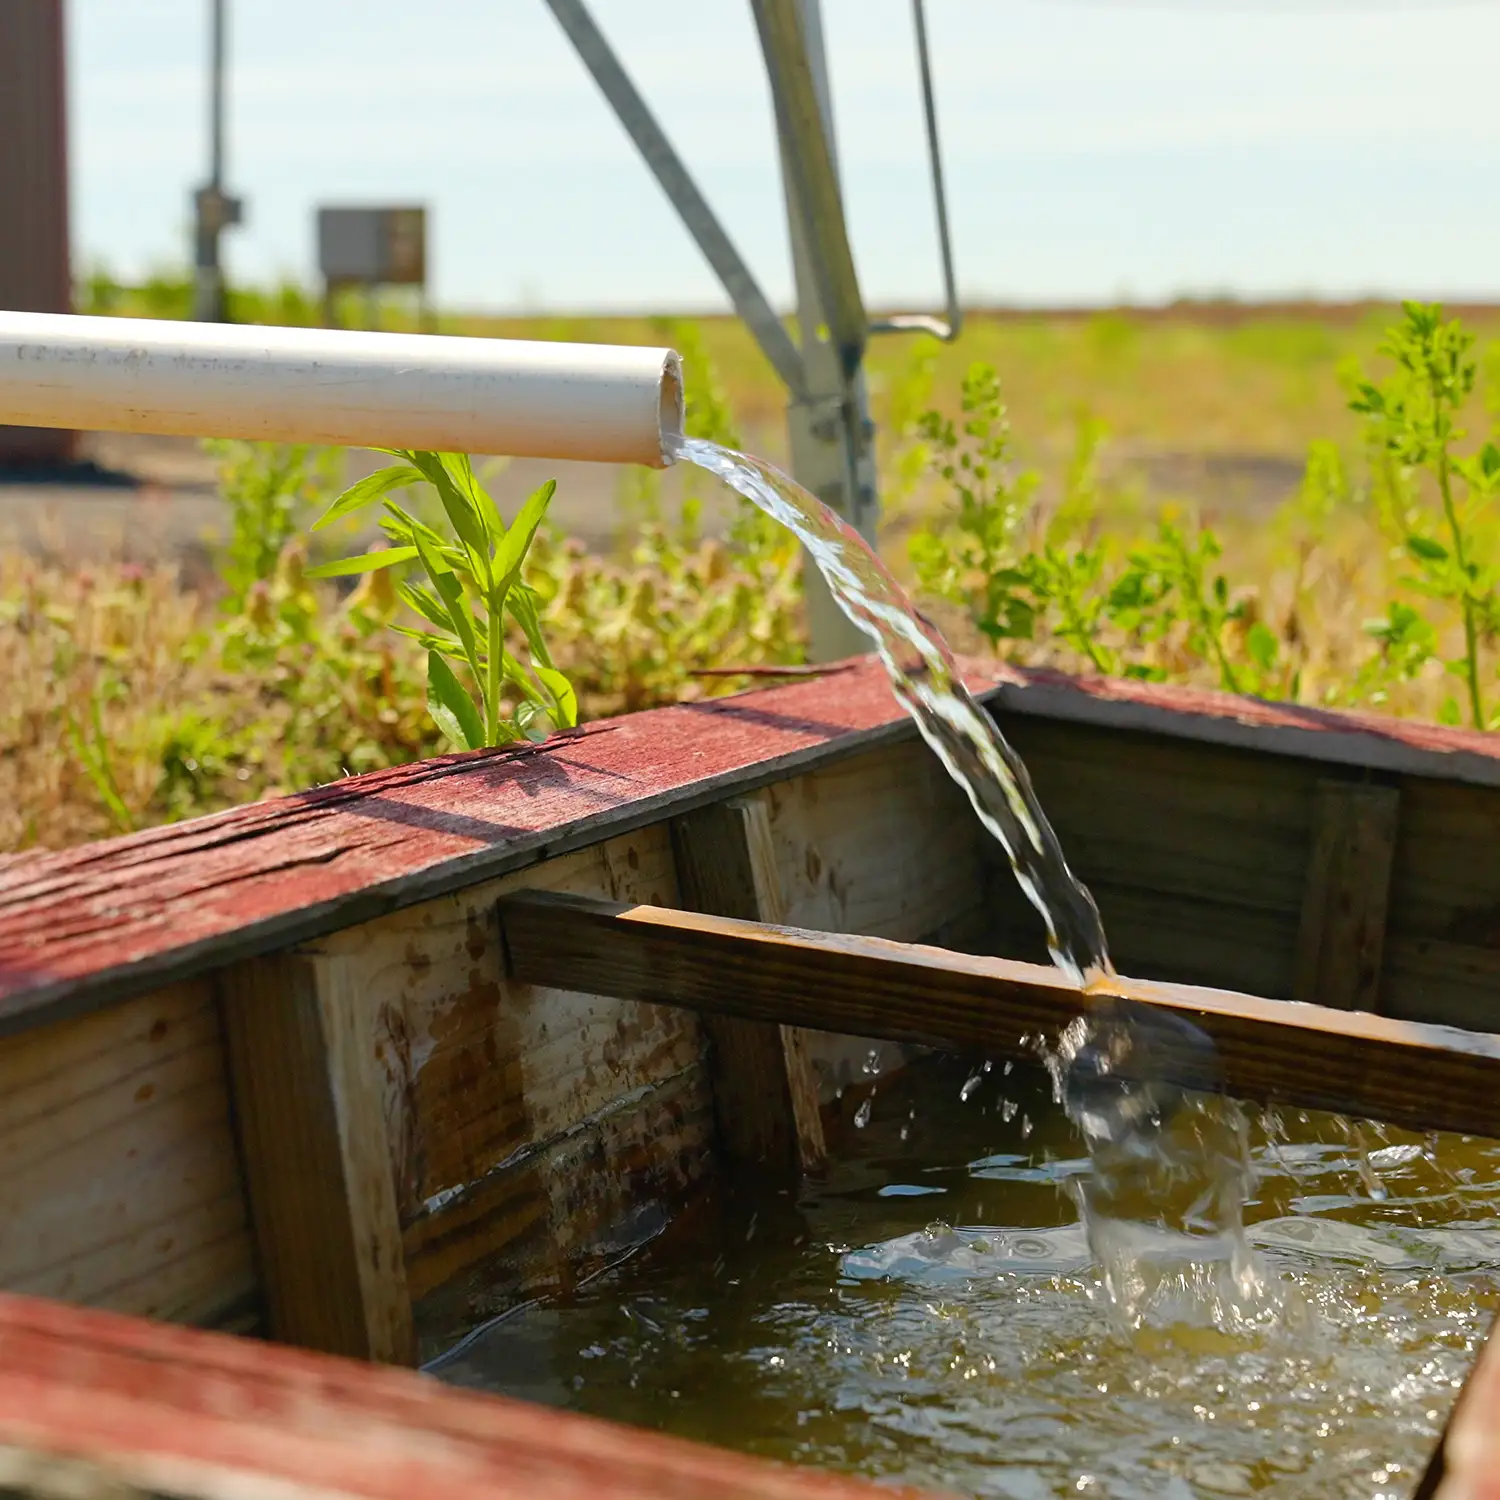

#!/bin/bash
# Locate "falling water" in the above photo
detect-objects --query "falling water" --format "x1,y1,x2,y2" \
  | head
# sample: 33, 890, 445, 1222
673, 436, 1108, 983
672, 436, 1263, 1319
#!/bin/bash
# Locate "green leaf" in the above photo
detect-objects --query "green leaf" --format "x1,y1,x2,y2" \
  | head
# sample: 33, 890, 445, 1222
311, 464, 423, 531
305, 546, 417, 579
1406, 535, 1450, 563
1481, 442, 1500, 480
442, 452, 509, 543
533, 662, 577, 728
1246, 621, 1278, 671
426, 651, 486, 750
398, 580, 458, 635
493, 479, 556, 586
389, 621, 465, 655
514, 700, 551, 743
506, 584, 554, 670
408, 451, 492, 573
413, 528, 483, 682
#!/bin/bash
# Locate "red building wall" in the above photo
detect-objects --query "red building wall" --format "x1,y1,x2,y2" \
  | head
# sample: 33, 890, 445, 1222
0, 0, 74, 465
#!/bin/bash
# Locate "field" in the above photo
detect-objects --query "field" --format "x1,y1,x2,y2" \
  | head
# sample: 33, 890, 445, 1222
4, 294, 1500, 852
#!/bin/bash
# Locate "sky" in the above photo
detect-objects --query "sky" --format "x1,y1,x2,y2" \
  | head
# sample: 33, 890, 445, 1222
67, 0, 1500, 314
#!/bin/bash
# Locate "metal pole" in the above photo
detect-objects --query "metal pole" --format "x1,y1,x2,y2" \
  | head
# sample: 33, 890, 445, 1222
543, 0, 804, 398
192, 0, 240, 322
757, 0, 879, 661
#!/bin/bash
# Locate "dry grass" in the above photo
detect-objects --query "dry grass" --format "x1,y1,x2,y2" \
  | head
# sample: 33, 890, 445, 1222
7, 299, 1498, 851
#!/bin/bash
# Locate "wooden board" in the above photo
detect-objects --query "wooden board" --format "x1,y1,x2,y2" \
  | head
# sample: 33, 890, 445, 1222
1292, 780, 1400, 1011
9, 658, 1500, 1038
672, 794, 825, 1174
1426, 1314, 1500, 1500
220, 951, 414, 1365
498, 892, 1500, 1140
309, 830, 717, 1361
0, 980, 255, 1329
0, 1292, 933, 1500
0, 661, 979, 1034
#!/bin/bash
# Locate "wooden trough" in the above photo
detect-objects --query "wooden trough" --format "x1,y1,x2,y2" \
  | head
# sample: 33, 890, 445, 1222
4, 655, 1500, 1494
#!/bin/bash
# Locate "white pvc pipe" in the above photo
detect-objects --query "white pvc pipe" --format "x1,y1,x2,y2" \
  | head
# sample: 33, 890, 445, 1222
0, 312, 684, 468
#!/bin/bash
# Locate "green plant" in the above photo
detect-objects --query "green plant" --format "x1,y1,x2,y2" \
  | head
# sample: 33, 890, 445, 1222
907, 367, 1294, 697
308, 451, 576, 749
207, 440, 341, 608
1351, 302, 1500, 728
907, 362, 1039, 640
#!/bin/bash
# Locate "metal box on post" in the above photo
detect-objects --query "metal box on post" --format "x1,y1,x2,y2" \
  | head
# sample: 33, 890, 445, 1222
0, 0, 74, 467
316, 206, 428, 326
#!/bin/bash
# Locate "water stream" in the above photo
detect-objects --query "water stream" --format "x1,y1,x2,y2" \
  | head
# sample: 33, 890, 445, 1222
671, 437, 1262, 1317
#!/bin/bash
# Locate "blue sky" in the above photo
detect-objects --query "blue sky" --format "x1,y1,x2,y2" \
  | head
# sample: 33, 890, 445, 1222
68, 0, 1500, 312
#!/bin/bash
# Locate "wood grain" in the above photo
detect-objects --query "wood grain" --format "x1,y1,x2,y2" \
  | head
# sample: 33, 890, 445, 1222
12, 658, 1500, 1038
1292, 780, 1400, 1011
0, 661, 979, 1034
0, 981, 255, 1328
672, 794, 825, 1174
309, 832, 715, 1360
220, 952, 414, 1364
498, 891, 1500, 1140
0, 1292, 935, 1500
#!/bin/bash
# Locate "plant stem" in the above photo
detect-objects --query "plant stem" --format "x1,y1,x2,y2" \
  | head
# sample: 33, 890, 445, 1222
485, 593, 502, 745
1436, 442, 1484, 728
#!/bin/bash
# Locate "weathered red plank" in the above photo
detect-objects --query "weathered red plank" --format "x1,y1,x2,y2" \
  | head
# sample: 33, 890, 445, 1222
5, 657, 1500, 1035
0, 1292, 931, 1500
991, 669, 1500, 787
0, 659, 963, 1033
1423, 1314, 1499, 1500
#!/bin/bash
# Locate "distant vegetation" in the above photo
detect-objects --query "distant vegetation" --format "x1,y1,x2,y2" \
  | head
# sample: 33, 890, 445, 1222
3, 283, 1498, 849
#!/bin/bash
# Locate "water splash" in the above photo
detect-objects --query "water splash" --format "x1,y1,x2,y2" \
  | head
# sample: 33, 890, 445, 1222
673, 436, 1263, 1320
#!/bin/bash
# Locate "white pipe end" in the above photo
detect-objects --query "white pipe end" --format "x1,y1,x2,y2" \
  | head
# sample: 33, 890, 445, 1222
656, 349, 685, 467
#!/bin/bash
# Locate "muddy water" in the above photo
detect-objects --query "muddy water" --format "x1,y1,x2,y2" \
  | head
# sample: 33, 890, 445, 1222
435, 1054, 1498, 1499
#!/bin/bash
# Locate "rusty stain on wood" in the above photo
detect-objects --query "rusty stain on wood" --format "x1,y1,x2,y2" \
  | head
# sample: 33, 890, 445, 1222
498, 891, 1500, 1140
0, 1292, 934, 1500
672, 794, 825, 1174
220, 952, 414, 1365
1293, 780, 1401, 1012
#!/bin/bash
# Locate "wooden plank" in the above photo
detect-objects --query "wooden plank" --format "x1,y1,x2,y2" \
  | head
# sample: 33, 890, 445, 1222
672, 794, 825, 1173
1292, 780, 1400, 1011
1428, 1314, 1500, 1500
497, 891, 1500, 1140
220, 952, 414, 1365
0, 1292, 926, 1500
303, 831, 716, 1360
990, 667, 1500, 789
0, 980, 256, 1328
12, 658, 1500, 1039
0, 659, 997, 1034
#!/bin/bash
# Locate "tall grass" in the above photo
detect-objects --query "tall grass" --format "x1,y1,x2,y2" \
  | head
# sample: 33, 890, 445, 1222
7, 296, 1500, 852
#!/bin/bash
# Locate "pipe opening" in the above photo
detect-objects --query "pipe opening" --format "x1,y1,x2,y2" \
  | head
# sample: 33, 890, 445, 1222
658, 350, 685, 465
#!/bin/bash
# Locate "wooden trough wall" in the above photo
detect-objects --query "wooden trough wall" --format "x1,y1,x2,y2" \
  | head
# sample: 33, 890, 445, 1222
5, 657, 1500, 1370
0, 661, 990, 1364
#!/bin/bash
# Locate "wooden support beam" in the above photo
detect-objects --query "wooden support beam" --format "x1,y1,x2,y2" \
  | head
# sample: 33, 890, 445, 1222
497, 891, 1500, 1141
671, 795, 825, 1174
1293, 779, 1400, 1011
219, 951, 414, 1365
